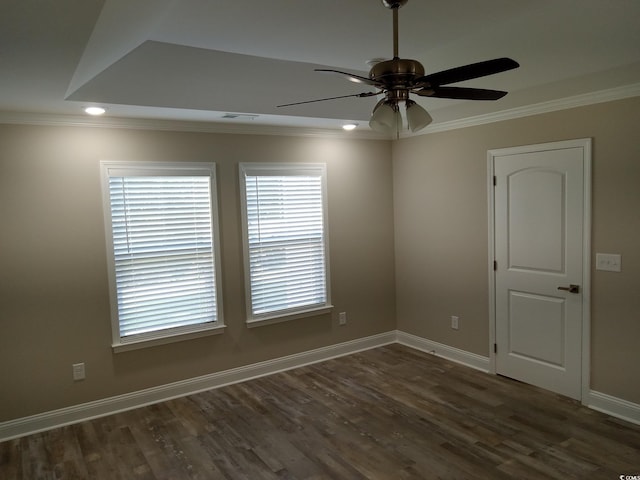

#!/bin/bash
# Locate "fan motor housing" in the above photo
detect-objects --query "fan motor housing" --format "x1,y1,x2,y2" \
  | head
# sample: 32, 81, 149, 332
369, 58, 425, 87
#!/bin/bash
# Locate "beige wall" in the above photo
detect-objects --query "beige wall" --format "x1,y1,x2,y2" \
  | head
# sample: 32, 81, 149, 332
393, 96, 640, 404
1, 95, 638, 423
0, 125, 396, 421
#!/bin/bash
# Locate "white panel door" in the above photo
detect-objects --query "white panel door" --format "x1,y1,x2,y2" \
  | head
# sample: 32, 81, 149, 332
492, 140, 589, 400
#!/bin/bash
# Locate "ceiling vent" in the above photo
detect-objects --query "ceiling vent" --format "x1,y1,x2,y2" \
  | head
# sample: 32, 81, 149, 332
222, 113, 259, 120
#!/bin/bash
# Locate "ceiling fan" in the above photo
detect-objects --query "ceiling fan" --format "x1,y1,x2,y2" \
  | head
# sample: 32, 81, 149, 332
278, 0, 519, 135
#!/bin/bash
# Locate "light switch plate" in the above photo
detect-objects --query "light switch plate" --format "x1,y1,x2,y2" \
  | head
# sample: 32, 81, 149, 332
595, 253, 621, 272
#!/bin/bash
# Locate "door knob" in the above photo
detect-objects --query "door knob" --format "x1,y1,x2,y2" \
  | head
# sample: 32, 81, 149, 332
557, 284, 580, 294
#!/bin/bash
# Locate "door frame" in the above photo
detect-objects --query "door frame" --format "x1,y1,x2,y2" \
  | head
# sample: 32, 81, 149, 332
487, 138, 592, 403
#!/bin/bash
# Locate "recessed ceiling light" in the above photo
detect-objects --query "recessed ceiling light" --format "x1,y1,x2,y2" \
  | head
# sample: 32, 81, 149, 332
342, 123, 358, 131
84, 106, 106, 116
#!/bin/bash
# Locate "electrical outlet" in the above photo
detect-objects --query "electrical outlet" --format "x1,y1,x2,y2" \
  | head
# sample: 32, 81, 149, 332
338, 312, 347, 326
72, 363, 85, 381
451, 315, 459, 330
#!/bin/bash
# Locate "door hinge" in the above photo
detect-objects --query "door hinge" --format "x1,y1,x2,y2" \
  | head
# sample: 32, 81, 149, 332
494, 343, 497, 354
493, 260, 497, 271
493, 175, 497, 186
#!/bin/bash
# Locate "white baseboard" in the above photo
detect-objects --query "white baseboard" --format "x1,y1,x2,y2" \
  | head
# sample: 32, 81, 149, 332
3, 330, 638, 441
0, 331, 396, 441
396, 332, 640, 426
586, 390, 640, 426
396, 331, 491, 372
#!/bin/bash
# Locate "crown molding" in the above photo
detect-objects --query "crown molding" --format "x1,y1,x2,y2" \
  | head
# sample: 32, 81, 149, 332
1, 83, 638, 139
413, 82, 640, 136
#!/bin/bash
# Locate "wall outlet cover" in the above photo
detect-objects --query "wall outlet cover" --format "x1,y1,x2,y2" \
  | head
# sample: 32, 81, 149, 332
72, 363, 86, 381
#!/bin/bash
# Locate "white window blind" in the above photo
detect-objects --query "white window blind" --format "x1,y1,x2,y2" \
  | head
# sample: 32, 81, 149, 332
101, 162, 223, 348
240, 164, 330, 323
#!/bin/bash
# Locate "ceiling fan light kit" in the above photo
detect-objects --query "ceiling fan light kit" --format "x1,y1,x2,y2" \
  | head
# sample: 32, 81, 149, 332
278, 0, 519, 136
406, 100, 433, 133
370, 99, 401, 133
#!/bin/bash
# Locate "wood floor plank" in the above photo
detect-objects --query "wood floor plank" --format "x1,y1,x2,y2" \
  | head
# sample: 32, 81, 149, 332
2, 344, 640, 479
44, 426, 90, 480
0, 439, 21, 479
22, 434, 52, 479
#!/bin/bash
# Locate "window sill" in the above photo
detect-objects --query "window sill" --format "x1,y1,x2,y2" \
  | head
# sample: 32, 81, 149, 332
246, 305, 334, 328
112, 324, 226, 353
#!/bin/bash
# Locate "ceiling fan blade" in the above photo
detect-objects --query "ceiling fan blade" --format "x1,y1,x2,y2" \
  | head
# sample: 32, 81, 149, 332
315, 69, 384, 87
416, 58, 519, 87
277, 91, 378, 108
417, 86, 508, 100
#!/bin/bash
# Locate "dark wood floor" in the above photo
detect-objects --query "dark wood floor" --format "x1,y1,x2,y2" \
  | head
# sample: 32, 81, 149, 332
2, 344, 640, 479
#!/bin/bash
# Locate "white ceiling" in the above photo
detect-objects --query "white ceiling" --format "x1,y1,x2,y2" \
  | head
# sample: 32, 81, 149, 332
2, 0, 640, 135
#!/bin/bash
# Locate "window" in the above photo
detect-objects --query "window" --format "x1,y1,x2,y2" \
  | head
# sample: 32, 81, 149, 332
101, 162, 224, 351
239, 163, 332, 325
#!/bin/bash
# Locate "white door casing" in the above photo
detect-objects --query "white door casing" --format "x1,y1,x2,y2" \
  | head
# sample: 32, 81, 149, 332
488, 139, 591, 401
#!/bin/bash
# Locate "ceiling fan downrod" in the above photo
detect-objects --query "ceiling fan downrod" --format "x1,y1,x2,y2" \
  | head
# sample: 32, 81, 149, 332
370, 0, 424, 89
381, 0, 408, 58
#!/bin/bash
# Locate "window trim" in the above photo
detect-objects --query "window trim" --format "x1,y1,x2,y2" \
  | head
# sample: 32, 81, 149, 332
100, 161, 225, 352
239, 163, 332, 326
